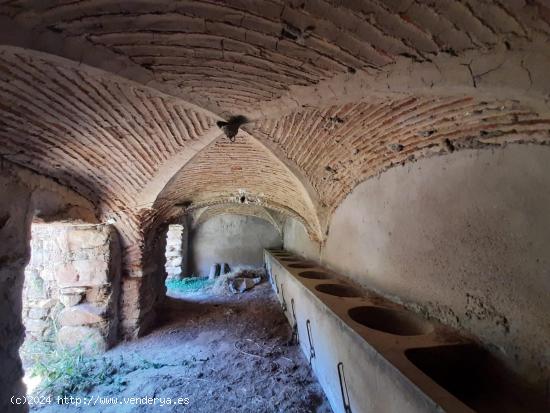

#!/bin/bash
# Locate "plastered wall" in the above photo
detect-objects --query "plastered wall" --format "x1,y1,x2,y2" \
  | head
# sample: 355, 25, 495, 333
284, 145, 550, 389
189, 214, 282, 276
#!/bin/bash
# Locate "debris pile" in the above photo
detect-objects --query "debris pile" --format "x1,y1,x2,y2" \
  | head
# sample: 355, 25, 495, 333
213, 268, 266, 294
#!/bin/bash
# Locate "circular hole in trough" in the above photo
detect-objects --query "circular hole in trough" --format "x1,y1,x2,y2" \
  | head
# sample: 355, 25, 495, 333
298, 271, 332, 280
315, 283, 361, 297
287, 262, 316, 268
348, 306, 433, 336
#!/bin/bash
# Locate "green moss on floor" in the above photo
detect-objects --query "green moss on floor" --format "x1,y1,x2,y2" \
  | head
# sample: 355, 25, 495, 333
165, 277, 215, 294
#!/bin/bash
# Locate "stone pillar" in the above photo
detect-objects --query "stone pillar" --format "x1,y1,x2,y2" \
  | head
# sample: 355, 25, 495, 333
20, 224, 121, 355
165, 224, 184, 280
54, 224, 121, 354
120, 222, 167, 339
22, 226, 62, 347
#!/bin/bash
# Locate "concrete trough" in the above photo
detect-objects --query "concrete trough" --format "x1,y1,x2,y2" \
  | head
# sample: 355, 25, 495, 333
264, 248, 546, 413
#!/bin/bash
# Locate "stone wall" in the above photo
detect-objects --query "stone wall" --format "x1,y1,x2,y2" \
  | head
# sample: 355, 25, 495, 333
22, 224, 121, 355
165, 224, 184, 280
22, 226, 62, 345
283, 145, 550, 392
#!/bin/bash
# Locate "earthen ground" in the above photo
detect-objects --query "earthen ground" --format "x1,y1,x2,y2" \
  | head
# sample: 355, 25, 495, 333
33, 281, 331, 413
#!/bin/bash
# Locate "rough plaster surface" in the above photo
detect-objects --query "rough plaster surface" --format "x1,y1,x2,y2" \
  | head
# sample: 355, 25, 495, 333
189, 214, 282, 276
0, 163, 97, 412
283, 218, 321, 260
284, 145, 550, 389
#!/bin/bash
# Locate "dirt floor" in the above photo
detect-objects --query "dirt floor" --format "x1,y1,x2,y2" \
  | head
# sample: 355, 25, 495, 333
32, 279, 331, 412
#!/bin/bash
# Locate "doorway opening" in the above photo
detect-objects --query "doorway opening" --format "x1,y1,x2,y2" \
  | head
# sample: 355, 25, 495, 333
20, 222, 120, 397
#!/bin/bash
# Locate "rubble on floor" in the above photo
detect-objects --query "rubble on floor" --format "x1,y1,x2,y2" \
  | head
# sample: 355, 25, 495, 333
215, 268, 266, 294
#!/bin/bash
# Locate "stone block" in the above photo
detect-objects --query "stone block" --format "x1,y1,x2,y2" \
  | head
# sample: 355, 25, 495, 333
24, 318, 49, 334
57, 326, 107, 355
85, 286, 111, 306
40, 267, 57, 281
61, 286, 88, 295
228, 277, 261, 294
59, 287, 86, 307
37, 298, 57, 309
165, 249, 181, 257
168, 267, 182, 276
166, 266, 182, 275
56, 258, 110, 287
67, 228, 107, 249
59, 294, 84, 307
58, 304, 104, 326
166, 256, 182, 267
27, 306, 49, 320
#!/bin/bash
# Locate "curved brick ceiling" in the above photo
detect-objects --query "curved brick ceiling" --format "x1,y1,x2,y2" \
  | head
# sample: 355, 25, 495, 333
3, 0, 549, 115
0, 0, 549, 247
251, 97, 550, 211
0, 46, 215, 253
154, 133, 322, 238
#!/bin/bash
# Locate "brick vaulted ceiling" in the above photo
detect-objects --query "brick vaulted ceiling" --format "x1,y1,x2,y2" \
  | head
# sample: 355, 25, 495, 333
0, 0, 550, 248
0, 47, 216, 254
154, 133, 322, 236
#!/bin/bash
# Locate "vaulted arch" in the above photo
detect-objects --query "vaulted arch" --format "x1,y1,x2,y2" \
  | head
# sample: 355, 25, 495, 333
191, 203, 284, 234
153, 132, 323, 240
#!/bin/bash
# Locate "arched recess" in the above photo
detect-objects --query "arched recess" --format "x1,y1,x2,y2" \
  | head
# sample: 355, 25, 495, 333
0, 161, 99, 412
152, 133, 324, 241
0, 45, 223, 337
135, 128, 224, 208
191, 204, 285, 235
0, 44, 217, 232
186, 208, 284, 277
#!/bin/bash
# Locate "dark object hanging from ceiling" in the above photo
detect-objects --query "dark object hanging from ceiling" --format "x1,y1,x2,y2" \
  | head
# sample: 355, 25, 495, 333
217, 115, 248, 142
